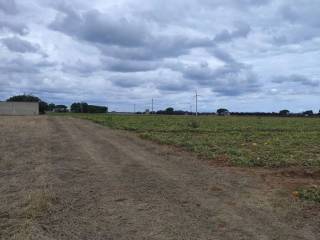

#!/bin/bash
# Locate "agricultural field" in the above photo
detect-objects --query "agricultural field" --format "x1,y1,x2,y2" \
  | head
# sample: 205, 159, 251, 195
67, 113, 320, 168
1, 116, 320, 239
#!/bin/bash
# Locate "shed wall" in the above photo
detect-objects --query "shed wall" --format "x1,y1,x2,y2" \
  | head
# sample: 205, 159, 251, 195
0, 102, 39, 115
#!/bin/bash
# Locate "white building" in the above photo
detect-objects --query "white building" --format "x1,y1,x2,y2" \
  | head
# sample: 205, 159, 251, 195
0, 102, 39, 116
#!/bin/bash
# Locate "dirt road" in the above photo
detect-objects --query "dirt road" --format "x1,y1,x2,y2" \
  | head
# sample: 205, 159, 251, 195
0, 116, 319, 239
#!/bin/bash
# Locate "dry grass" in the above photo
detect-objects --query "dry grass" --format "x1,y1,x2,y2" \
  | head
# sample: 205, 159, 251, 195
23, 190, 56, 219
11, 189, 57, 240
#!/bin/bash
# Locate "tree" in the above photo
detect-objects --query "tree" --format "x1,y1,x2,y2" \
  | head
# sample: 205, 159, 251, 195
217, 108, 229, 115
71, 102, 88, 113
70, 102, 107, 113
303, 110, 313, 116
6, 94, 48, 114
279, 109, 290, 116
87, 105, 107, 113
7, 94, 41, 102
39, 101, 48, 114
48, 103, 56, 111
54, 105, 68, 112
165, 107, 174, 114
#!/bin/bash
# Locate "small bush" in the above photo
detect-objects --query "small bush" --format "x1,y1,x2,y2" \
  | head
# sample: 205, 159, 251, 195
188, 120, 200, 129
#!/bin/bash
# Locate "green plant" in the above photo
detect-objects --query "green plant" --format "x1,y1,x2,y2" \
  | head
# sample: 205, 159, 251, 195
298, 186, 320, 203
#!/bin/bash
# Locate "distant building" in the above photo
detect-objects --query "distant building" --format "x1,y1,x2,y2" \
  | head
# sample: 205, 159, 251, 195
0, 102, 39, 116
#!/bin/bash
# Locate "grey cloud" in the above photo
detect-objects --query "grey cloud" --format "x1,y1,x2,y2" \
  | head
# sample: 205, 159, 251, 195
218, 0, 271, 8
233, 0, 270, 6
102, 58, 158, 73
62, 58, 158, 74
0, 58, 55, 74
61, 60, 101, 75
280, 2, 320, 28
182, 59, 261, 96
100, 35, 212, 61
0, 0, 17, 14
211, 48, 237, 64
110, 75, 145, 88
50, 5, 214, 61
0, 20, 28, 35
1, 37, 39, 53
99, 38, 202, 61
50, 8, 150, 47
275, 1, 320, 44
157, 80, 192, 92
272, 75, 319, 87
213, 71, 260, 96
214, 23, 251, 43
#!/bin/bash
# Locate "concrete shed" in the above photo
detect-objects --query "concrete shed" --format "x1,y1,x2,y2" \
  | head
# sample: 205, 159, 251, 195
0, 102, 39, 116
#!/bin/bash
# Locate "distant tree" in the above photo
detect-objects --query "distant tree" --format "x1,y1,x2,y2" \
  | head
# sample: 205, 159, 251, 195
217, 108, 229, 116
55, 105, 67, 108
48, 103, 56, 111
165, 107, 174, 114
279, 109, 290, 116
6, 94, 48, 114
54, 105, 68, 113
7, 94, 40, 102
87, 105, 107, 113
71, 102, 107, 113
303, 110, 314, 116
71, 102, 88, 113
70, 103, 79, 112
39, 101, 48, 114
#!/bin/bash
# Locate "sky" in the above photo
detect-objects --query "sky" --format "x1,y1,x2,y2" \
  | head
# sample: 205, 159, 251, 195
0, 0, 319, 113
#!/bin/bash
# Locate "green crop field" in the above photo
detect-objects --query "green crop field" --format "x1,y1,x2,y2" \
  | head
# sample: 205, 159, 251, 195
59, 113, 320, 168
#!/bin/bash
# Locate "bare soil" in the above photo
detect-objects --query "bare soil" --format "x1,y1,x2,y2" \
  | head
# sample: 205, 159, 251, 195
0, 116, 319, 240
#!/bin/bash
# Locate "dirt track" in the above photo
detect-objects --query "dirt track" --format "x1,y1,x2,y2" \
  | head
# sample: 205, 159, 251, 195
0, 116, 319, 240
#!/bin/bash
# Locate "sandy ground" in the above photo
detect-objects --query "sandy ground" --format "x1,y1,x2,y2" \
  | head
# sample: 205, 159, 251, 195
0, 116, 319, 240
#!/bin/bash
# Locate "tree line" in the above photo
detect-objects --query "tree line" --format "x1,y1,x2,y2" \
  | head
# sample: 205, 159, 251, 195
3, 94, 319, 116
138, 107, 320, 117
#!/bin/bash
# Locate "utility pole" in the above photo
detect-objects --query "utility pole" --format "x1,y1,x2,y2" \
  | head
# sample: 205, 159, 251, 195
152, 98, 154, 114
133, 104, 136, 113
195, 90, 198, 117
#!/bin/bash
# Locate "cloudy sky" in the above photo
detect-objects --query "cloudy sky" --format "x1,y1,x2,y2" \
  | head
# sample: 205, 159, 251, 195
0, 0, 319, 112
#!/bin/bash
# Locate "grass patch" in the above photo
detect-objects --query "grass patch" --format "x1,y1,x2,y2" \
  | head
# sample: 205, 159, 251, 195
297, 186, 320, 203
23, 190, 56, 219
10, 189, 57, 240
51, 113, 320, 168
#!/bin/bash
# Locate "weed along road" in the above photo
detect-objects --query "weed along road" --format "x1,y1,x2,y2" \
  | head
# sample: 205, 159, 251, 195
1, 116, 319, 240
